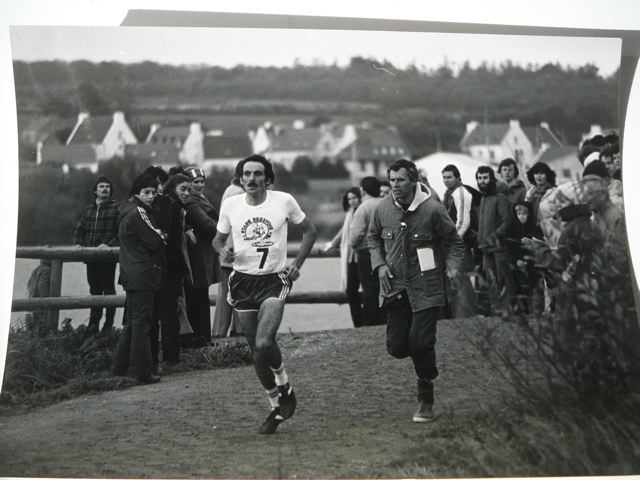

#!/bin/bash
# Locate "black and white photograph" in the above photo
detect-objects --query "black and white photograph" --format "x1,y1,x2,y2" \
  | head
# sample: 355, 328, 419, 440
1, 4, 640, 478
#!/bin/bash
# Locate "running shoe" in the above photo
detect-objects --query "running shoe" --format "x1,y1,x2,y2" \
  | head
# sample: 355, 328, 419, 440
258, 407, 284, 434
278, 383, 297, 419
413, 401, 435, 423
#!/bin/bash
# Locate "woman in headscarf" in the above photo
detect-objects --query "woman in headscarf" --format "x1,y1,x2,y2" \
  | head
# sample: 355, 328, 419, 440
324, 186, 363, 327
182, 167, 219, 347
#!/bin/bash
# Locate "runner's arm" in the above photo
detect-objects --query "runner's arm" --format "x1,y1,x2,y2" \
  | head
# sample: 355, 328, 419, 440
212, 230, 234, 264
283, 218, 317, 281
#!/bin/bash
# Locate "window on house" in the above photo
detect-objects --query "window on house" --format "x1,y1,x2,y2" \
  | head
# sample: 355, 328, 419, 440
489, 150, 495, 160
381, 147, 388, 155
373, 148, 379, 155
398, 147, 404, 155
390, 146, 396, 155
562, 168, 571, 178
513, 136, 518, 145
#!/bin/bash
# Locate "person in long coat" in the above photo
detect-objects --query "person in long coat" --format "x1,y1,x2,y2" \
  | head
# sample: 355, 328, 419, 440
183, 167, 219, 346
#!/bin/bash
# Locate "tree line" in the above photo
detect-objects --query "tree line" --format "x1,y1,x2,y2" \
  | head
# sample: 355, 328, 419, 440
14, 57, 618, 155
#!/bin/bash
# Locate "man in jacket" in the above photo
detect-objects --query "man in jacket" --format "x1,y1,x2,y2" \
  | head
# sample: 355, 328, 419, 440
496, 157, 527, 206
74, 176, 120, 334
476, 166, 516, 310
369, 159, 465, 423
349, 176, 384, 326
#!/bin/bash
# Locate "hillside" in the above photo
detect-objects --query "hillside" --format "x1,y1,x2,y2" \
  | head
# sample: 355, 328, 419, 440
13, 58, 619, 155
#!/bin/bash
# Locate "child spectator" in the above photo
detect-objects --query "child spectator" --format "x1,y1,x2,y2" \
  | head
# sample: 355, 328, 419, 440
506, 201, 544, 313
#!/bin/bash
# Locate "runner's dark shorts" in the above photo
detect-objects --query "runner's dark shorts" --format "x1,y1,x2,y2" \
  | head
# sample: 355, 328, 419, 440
227, 270, 292, 311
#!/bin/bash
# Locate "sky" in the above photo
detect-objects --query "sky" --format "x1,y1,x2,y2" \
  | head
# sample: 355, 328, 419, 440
10, 26, 622, 76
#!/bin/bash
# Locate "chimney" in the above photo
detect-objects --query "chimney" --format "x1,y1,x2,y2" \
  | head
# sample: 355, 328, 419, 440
112, 111, 125, 124
509, 119, 520, 129
146, 123, 160, 143
466, 121, 479, 134
78, 112, 90, 124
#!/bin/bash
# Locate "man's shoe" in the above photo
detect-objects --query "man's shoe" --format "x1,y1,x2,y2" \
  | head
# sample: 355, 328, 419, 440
278, 383, 297, 419
258, 408, 284, 434
413, 401, 435, 423
137, 374, 161, 385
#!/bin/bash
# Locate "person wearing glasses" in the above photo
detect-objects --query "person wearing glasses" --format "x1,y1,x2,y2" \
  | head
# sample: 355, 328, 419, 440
368, 159, 465, 424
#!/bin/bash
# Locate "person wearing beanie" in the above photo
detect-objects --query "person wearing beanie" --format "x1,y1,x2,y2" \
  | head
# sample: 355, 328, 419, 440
73, 176, 120, 335
111, 173, 167, 384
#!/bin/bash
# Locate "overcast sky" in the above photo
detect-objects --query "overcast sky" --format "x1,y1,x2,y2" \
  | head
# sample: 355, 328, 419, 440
10, 26, 622, 76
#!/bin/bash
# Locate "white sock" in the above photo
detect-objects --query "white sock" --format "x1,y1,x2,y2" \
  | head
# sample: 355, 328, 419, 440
271, 364, 289, 387
266, 387, 279, 409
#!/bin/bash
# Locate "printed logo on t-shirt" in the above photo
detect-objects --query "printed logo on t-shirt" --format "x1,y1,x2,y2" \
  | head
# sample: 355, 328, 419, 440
241, 216, 274, 247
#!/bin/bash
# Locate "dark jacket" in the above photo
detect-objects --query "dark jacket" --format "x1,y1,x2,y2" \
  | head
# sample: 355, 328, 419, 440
74, 198, 120, 248
368, 185, 466, 312
161, 196, 193, 291
118, 198, 167, 291
477, 185, 512, 252
184, 193, 219, 287
505, 202, 544, 263
498, 180, 527, 206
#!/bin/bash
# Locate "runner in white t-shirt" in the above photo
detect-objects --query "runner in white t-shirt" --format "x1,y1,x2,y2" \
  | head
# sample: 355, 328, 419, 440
213, 155, 318, 434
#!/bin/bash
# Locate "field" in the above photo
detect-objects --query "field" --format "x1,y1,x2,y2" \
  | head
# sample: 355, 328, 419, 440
11, 257, 353, 332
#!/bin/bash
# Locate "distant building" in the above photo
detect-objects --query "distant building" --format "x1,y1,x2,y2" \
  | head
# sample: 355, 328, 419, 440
336, 123, 412, 182
250, 121, 324, 170
145, 122, 205, 166
39, 111, 138, 172
202, 132, 253, 172
460, 119, 533, 169
414, 151, 487, 199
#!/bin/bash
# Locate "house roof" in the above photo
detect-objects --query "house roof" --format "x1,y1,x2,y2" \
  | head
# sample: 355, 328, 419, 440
125, 144, 180, 165
203, 135, 253, 159
20, 115, 76, 145
536, 145, 579, 164
351, 126, 411, 159
41, 144, 97, 165
269, 127, 322, 151
148, 126, 190, 144
461, 123, 509, 148
522, 125, 563, 150
67, 116, 113, 145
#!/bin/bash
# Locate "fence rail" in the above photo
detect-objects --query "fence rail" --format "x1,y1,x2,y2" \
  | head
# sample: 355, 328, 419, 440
13, 246, 345, 322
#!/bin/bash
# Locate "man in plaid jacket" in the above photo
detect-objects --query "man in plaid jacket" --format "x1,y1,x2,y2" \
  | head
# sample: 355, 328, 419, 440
74, 176, 120, 334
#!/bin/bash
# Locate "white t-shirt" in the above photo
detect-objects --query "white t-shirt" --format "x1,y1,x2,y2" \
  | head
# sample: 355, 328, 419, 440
217, 190, 306, 275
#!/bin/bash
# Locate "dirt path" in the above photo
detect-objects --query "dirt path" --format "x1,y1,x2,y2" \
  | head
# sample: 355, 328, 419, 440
0, 319, 506, 478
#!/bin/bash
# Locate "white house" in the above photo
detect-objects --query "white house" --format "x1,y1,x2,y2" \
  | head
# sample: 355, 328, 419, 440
460, 119, 533, 169
39, 111, 138, 172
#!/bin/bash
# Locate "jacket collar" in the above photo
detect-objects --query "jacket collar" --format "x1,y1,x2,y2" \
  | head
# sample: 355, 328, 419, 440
392, 183, 430, 212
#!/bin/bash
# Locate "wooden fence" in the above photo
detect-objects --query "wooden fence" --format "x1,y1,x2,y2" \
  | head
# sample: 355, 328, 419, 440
13, 246, 346, 325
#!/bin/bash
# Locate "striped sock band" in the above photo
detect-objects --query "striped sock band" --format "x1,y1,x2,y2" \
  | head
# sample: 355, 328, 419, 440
266, 387, 279, 409
271, 364, 289, 387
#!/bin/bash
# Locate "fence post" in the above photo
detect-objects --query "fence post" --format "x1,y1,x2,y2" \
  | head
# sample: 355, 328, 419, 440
47, 259, 63, 328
